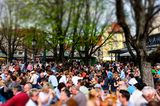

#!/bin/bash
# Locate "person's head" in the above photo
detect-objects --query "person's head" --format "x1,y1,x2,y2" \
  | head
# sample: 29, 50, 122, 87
135, 83, 146, 91
0, 76, 2, 81
142, 86, 156, 102
77, 79, 84, 87
12, 85, 22, 95
24, 83, 32, 93
119, 90, 130, 104
101, 94, 117, 106
88, 89, 99, 100
66, 80, 73, 88
28, 88, 39, 102
70, 85, 79, 95
66, 98, 78, 106
4, 70, 9, 75
58, 82, 66, 92
42, 83, 51, 93
40, 72, 45, 78
129, 74, 134, 78
98, 78, 104, 86
148, 100, 160, 106
11, 75, 17, 81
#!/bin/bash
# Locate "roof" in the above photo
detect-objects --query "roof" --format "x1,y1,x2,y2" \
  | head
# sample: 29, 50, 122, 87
108, 23, 123, 33
108, 48, 128, 54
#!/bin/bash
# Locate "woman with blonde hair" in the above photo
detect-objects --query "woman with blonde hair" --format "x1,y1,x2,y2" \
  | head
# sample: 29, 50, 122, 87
87, 89, 101, 106
38, 83, 54, 106
100, 93, 117, 106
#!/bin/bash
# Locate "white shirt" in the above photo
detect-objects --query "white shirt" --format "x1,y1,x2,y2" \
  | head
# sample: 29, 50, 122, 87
8, 66, 15, 72
54, 87, 61, 99
129, 89, 142, 105
134, 95, 148, 106
96, 64, 101, 70
48, 75, 58, 87
120, 70, 125, 80
72, 76, 83, 86
30, 73, 39, 84
25, 99, 37, 106
39, 92, 52, 106
59, 75, 67, 84
128, 78, 138, 85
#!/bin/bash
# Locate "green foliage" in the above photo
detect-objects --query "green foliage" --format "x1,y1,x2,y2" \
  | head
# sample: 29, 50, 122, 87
0, 0, 113, 63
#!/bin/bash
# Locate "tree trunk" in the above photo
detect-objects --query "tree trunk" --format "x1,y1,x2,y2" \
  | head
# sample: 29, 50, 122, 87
137, 49, 154, 87
71, 46, 75, 60
83, 56, 90, 66
8, 52, 13, 63
59, 44, 64, 62
140, 61, 154, 87
53, 47, 58, 61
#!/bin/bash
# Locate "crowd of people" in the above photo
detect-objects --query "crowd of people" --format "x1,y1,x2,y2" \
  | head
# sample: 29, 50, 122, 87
0, 60, 160, 106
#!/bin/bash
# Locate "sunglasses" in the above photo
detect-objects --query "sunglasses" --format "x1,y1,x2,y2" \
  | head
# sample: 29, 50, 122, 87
35, 93, 39, 96
61, 88, 66, 92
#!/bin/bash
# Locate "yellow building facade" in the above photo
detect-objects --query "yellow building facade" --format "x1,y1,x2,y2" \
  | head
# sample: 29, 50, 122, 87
101, 23, 125, 61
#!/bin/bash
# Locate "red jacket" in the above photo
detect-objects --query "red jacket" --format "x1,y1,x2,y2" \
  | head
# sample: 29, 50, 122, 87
1, 92, 29, 106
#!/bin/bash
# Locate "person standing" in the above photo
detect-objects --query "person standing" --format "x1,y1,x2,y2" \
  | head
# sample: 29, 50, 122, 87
48, 71, 58, 88
30, 71, 39, 88
70, 85, 87, 106
117, 90, 133, 106
1, 85, 29, 106
135, 86, 157, 106
25, 88, 41, 106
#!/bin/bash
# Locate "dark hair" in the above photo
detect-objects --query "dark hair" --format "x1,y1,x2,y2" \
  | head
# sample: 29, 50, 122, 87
78, 79, 85, 86
135, 83, 146, 91
129, 74, 134, 78
119, 90, 130, 101
98, 78, 103, 84
58, 82, 66, 91
64, 88, 71, 97
11, 76, 17, 81
13, 85, 22, 92
148, 100, 160, 106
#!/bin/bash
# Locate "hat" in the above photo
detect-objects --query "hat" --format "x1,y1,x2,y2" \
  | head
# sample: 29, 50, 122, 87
94, 84, 101, 88
157, 66, 160, 69
128, 78, 138, 85
79, 86, 89, 95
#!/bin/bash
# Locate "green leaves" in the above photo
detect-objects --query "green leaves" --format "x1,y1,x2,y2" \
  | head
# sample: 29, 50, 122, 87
0, 0, 114, 62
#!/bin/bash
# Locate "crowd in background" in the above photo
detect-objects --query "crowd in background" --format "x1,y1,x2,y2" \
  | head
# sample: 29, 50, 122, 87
0, 60, 160, 106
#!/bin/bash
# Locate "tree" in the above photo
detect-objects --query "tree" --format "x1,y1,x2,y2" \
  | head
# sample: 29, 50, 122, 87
22, 27, 47, 54
73, 0, 113, 65
0, 0, 27, 63
20, 0, 114, 64
23, 0, 73, 62
115, 0, 160, 86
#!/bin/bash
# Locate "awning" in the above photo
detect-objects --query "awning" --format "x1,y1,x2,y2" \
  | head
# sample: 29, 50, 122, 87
108, 48, 128, 54
120, 51, 136, 56
0, 52, 7, 57
120, 49, 156, 57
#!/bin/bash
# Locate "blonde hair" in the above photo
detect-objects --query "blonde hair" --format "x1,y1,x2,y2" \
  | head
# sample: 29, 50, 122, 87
89, 89, 99, 99
101, 94, 117, 106
42, 83, 51, 92
29, 88, 39, 97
